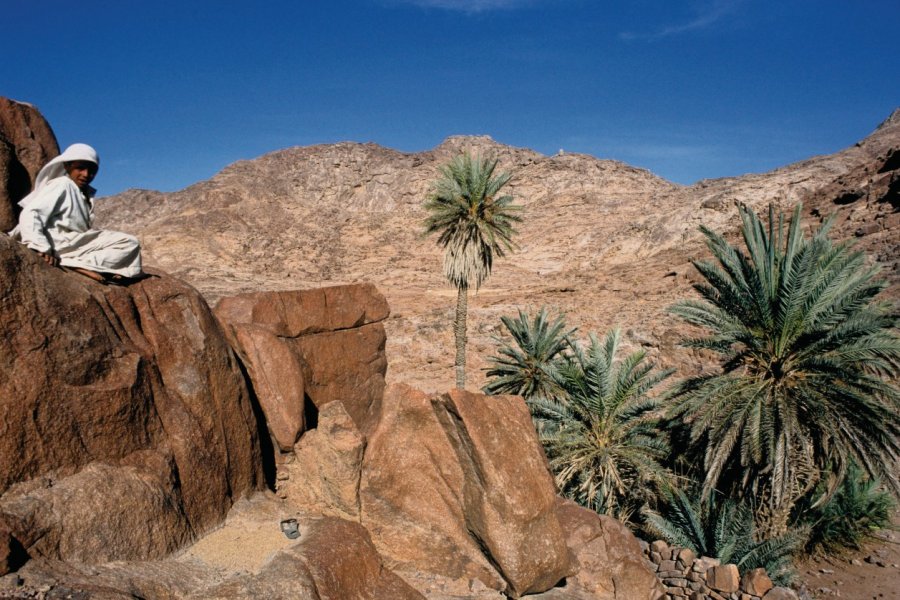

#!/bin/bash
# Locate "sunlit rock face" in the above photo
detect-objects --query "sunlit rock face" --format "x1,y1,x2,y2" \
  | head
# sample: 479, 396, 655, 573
0, 235, 264, 564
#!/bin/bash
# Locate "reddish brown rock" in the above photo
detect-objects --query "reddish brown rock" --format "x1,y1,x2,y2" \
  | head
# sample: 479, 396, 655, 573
0, 235, 263, 564
215, 284, 390, 336
297, 516, 424, 600
741, 567, 774, 596
0, 97, 59, 232
677, 547, 696, 565
280, 401, 364, 519
707, 563, 741, 593
555, 499, 665, 600
215, 284, 389, 449
360, 384, 569, 598
763, 587, 799, 600
227, 325, 308, 451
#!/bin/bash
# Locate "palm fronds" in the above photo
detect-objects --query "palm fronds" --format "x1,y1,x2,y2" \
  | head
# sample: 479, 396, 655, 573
669, 202, 900, 537
482, 307, 575, 401
533, 329, 675, 518
643, 487, 803, 585
423, 152, 521, 290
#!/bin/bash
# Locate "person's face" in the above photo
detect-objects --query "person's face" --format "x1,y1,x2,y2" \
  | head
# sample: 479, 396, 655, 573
64, 161, 98, 189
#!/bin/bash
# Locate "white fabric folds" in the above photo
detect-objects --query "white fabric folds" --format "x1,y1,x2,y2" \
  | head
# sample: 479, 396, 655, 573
8, 144, 142, 278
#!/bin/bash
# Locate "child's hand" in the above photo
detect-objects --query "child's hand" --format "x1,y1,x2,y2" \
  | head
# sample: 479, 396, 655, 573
37, 251, 59, 267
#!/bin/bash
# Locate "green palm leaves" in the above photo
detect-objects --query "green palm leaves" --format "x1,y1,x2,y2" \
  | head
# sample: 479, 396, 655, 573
424, 153, 521, 290
643, 488, 803, 585
536, 331, 673, 517
670, 203, 900, 535
424, 152, 521, 389
486, 319, 674, 518
483, 307, 574, 401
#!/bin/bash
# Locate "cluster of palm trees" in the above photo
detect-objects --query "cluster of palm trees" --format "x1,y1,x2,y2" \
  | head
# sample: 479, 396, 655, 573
424, 152, 900, 575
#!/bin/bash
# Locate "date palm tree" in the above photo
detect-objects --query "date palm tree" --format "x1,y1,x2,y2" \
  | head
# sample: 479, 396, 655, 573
424, 152, 521, 389
531, 329, 674, 519
669, 203, 900, 538
483, 307, 575, 401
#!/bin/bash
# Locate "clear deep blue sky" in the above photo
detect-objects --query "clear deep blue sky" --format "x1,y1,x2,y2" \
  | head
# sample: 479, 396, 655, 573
3, 0, 898, 196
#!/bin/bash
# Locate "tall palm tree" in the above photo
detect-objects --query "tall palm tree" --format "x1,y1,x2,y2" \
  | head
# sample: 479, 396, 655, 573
483, 307, 575, 401
424, 152, 521, 389
669, 203, 900, 538
531, 329, 674, 519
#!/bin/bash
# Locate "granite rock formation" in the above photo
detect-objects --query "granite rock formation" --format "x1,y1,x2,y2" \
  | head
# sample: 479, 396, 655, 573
214, 284, 390, 451
0, 231, 661, 598
556, 499, 664, 599
359, 385, 571, 598
0, 98, 59, 232
0, 235, 263, 566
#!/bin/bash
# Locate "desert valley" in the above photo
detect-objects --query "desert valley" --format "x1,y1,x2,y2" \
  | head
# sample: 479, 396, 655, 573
1, 96, 897, 600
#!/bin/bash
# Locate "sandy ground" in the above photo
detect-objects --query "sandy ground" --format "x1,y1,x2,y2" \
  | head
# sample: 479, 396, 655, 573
176, 493, 301, 574
176, 493, 899, 600
796, 526, 900, 600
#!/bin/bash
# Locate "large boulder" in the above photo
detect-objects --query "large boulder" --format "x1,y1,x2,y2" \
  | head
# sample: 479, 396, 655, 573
280, 401, 365, 519
553, 499, 665, 599
214, 284, 389, 451
0, 97, 59, 231
0, 235, 263, 564
275, 384, 572, 598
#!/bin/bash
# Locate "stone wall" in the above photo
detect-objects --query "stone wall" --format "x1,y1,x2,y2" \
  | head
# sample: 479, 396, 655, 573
641, 539, 799, 600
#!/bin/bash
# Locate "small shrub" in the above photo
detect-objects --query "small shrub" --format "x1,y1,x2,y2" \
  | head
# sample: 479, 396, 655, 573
643, 487, 803, 585
802, 464, 896, 555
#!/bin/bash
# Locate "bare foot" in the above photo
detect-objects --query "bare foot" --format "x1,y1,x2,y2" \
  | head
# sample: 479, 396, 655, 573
69, 267, 106, 282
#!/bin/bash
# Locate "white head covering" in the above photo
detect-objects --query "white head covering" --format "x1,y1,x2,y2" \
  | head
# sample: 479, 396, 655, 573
32, 143, 100, 192
17, 143, 100, 208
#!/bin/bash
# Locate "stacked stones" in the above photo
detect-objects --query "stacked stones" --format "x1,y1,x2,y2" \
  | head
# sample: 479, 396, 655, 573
640, 539, 799, 600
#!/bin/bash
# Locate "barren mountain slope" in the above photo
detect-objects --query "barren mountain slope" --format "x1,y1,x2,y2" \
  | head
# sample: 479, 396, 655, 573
95, 112, 899, 392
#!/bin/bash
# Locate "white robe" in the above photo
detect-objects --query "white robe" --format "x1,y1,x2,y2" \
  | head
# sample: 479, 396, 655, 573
9, 176, 142, 277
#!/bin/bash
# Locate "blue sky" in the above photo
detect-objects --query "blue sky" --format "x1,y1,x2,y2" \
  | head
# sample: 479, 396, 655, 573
3, 0, 898, 195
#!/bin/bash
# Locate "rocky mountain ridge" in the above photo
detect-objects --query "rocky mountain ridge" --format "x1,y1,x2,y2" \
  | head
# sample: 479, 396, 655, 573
95, 113, 899, 391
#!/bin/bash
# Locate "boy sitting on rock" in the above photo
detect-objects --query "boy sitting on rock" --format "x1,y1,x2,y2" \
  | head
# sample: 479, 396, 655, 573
8, 143, 142, 282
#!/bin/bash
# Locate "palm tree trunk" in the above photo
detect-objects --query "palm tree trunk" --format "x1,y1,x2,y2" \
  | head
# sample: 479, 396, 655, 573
454, 284, 468, 389
756, 500, 792, 539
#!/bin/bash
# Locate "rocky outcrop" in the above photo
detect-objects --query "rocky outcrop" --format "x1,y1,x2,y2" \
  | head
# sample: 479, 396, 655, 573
0, 235, 263, 565
0, 248, 663, 597
214, 284, 389, 451
797, 112, 900, 286
277, 383, 644, 599
0, 97, 59, 232
360, 385, 570, 598
213, 289, 663, 599
556, 499, 665, 599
